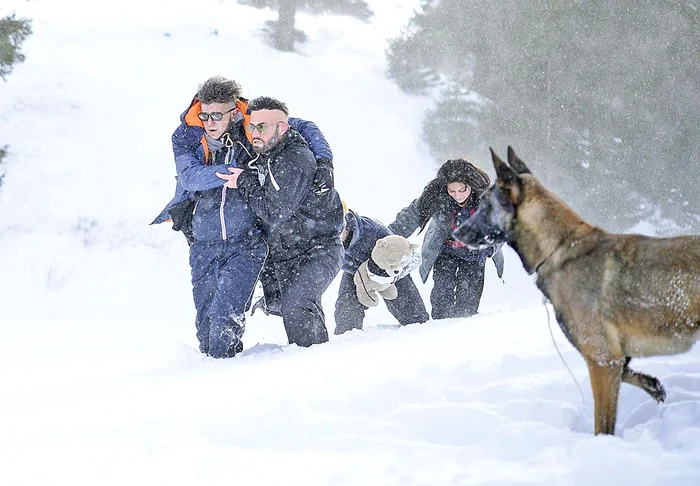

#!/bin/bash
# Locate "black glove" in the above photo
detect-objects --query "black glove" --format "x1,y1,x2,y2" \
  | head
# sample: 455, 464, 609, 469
250, 295, 270, 316
236, 168, 259, 195
312, 158, 334, 195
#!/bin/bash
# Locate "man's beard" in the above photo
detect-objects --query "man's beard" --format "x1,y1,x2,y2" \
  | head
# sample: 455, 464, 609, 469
252, 127, 283, 154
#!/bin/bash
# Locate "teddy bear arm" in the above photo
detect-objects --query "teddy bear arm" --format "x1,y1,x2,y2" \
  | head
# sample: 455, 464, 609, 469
378, 283, 398, 300
354, 267, 380, 307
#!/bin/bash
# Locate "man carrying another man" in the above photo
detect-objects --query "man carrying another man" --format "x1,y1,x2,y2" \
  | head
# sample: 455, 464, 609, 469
153, 78, 335, 357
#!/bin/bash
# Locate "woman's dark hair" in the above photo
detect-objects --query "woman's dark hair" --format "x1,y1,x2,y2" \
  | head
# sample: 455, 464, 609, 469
415, 158, 491, 230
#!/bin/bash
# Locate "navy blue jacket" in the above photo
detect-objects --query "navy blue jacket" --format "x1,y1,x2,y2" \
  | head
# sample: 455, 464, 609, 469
236, 129, 344, 261
152, 100, 333, 244
162, 102, 260, 243
341, 210, 391, 274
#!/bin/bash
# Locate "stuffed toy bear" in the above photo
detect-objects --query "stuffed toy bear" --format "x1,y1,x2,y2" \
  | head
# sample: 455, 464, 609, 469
354, 234, 419, 307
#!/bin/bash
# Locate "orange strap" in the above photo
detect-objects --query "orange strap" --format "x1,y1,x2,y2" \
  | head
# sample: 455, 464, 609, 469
201, 135, 210, 165
236, 99, 253, 143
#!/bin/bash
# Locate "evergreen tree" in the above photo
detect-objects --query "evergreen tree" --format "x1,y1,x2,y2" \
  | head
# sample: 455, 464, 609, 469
1, 13, 32, 81
0, 12, 32, 191
387, 0, 700, 232
239, 0, 372, 51
0, 145, 7, 189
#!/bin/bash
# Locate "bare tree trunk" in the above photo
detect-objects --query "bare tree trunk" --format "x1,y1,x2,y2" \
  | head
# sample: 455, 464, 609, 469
274, 0, 297, 51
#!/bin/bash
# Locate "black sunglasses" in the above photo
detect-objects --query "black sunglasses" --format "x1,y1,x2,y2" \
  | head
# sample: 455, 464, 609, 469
198, 106, 235, 122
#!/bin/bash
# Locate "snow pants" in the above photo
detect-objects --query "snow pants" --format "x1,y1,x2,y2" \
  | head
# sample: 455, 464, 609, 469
270, 243, 343, 347
430, 252, 485, 320
334, 271, 429, 335
189, 238, 266, 358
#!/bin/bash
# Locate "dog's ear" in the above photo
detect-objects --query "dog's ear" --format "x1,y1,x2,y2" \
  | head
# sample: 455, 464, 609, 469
491, 147, 518, 186
507, 146, 531, 174
491, 147, 522, 205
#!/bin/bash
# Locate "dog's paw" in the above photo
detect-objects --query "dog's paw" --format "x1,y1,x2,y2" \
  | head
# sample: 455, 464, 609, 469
648, 378, 666, 403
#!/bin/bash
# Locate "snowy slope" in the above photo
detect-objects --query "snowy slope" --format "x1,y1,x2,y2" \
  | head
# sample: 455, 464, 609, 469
0, 1, 699, 485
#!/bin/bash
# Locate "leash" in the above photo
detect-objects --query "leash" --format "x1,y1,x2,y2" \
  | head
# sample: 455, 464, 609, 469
542, 297, 586, 405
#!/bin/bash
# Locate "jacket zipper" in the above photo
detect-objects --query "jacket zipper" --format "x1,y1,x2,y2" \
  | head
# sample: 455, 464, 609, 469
220, 186, 227, 240
219, 146, 233, 241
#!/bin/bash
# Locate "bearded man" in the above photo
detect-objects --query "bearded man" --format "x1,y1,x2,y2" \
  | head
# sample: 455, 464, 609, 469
218, 96, 344, 347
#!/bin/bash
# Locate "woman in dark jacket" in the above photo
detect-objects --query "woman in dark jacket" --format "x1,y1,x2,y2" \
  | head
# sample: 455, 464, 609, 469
389, 159, 504, 319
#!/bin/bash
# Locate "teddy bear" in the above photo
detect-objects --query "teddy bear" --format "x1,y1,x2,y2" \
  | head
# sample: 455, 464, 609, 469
354, 234, 419, 307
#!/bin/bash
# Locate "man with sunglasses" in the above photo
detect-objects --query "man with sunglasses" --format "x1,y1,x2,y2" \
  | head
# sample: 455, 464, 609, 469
153, 77, 335, 358
217, 96, 344, 348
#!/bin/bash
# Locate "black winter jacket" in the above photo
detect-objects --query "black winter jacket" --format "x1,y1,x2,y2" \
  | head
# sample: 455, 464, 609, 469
236, 130, 344, 261
389, 193, 504, 281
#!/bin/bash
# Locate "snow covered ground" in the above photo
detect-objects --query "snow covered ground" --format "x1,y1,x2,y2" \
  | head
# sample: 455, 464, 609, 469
1, 1, 699, 484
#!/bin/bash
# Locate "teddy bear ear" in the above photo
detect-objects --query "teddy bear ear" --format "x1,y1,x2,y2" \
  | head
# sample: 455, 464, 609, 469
376, 239, 388, 248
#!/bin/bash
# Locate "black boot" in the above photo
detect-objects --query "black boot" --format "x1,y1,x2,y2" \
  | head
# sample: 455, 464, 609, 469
250, 295, 282, 317
223, 340, 243, 358
250, 295, 270, 316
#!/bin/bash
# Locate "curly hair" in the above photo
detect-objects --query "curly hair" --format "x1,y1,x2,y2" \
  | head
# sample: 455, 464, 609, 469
437, 158, 490, 191
415, 158, 491, 230
195, 76, 242, 105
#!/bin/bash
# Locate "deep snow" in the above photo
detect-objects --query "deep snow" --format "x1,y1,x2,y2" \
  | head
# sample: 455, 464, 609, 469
1, 1, 699, 485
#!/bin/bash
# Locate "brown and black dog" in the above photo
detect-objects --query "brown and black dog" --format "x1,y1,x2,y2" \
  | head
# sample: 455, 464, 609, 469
453, 147, 700, 435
